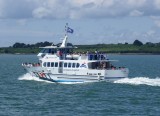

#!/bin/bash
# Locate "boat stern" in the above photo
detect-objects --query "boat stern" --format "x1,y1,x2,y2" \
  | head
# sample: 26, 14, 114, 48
104, 68, 129, 81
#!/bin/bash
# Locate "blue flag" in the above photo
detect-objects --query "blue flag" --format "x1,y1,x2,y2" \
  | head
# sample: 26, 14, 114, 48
67, 27, 74, 33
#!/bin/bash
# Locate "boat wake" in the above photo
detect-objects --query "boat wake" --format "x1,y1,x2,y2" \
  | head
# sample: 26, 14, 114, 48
114, 77, 160, 87
19, 74, 160, 86
18, 73, 84, 84
18, 73, 54, 83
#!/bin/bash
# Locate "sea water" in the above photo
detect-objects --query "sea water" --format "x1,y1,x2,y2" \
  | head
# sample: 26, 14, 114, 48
0, 54, 160, 115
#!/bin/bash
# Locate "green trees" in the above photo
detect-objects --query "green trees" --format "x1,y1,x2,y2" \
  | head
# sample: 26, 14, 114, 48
13, 42, 26, 48
133, 40, 143, 46
0, 40, 159, 54
12, 41, 52, 48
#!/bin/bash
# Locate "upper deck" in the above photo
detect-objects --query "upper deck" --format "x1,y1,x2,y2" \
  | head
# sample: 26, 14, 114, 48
39, 52, 108, 61
36, 28, 110, 62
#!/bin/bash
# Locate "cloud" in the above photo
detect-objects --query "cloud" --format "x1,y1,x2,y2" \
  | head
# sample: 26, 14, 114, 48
17, 19, 27, 25
154, 0, 160, 9
129, 10, 144, 16
154, 20, 160, 27
0, 0, 36, 19
126, 0, 146, 7
32, 7, 52, 18
146, 30, 155, 36
0, 0, 159, 19
150, 16, 160, 27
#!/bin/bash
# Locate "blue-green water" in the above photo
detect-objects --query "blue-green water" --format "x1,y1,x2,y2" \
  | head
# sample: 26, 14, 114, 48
0, 54, 160, 116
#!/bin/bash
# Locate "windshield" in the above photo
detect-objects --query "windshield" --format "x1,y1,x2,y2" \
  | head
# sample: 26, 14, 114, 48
40, 48, 55, 53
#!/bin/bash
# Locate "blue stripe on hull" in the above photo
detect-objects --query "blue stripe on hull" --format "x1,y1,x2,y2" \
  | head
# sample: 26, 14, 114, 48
105, 77, 125, 79
39, 76, 125, 83
39, 77, 84, 83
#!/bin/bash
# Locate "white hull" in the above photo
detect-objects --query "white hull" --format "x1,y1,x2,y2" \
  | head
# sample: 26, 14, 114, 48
24, 67, 129, 83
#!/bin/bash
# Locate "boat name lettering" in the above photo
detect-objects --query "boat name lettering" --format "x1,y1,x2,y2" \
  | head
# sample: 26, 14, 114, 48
88, 73, 97, 75
64, 69, 79, 71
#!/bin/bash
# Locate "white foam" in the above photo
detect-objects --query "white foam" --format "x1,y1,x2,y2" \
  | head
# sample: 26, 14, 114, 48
18, 73, 54, 83
18, 73, 84, 84
114, 77, 160, 87
59, 82, 85, 84
19, 74, 160, 86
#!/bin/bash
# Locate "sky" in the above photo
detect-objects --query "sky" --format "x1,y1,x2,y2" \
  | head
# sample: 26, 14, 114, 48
0, 0, 160, 47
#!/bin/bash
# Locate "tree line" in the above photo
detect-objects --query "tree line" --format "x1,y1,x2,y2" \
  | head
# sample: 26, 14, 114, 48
11, 39, 160, 48
0, 39, 160, 54
12, 41, 53, 48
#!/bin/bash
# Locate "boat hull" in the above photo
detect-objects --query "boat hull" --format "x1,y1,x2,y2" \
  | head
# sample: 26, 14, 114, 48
24, 66, 129, 83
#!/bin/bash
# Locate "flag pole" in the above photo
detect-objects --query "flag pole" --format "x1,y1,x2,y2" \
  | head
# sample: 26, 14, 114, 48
65, 23, 68, 36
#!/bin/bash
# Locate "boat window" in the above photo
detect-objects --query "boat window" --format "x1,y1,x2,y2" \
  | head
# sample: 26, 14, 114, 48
94, 54, 98, 60
88, 62, 99, 69
88, 54, 93, 60
51, 62, 54, 67
66, 49, 70, 54
76, 63, 80, 68
48, 49, 52, 53
40, 48, 53, 54
105, 62, 110, 69
44, 49, 49, 53
88, 62, 110, 69
68, 63, 71, 68
43, 62, 46, 67
51, 49, 55, 54
72, 63, 75, 68
64, 62, 67, 67
55, 62, 58, 67
47, 62, 50, 67
40, 49, 45, 53
59, 62, 63, 67
88, 54, 106, 60
101, 55, 104, 60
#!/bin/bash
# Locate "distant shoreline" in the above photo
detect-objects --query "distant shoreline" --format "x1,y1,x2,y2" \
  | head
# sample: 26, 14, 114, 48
1, 43, 160, 55
1, 53, 160, 55
109, 53, 160, 55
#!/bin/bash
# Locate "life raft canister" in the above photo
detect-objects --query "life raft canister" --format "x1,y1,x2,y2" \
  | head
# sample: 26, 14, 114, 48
39, 73, 45, 78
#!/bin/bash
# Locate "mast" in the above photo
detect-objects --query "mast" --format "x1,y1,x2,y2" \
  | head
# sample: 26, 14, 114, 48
60, 35, 68, 47
60, 23, 68, 47
65, 23, 68, 36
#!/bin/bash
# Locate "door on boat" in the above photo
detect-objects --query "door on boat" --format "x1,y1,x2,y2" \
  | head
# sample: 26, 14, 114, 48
58, 62, 63, 73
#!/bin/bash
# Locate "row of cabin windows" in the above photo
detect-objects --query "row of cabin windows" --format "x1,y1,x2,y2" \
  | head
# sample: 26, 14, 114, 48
43, 62, 58, 67
88, 54, 106, 60
43, 62, 80, 68
63, 62, 80, 68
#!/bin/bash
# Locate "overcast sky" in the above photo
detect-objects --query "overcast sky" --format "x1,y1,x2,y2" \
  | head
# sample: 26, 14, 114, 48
0, 0, 160, 47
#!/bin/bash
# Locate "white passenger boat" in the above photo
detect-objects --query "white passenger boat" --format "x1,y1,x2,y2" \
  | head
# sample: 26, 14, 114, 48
22, 25, 129, 83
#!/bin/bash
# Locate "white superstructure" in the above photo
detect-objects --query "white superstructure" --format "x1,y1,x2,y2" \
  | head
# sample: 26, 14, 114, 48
22, 25, 129, 83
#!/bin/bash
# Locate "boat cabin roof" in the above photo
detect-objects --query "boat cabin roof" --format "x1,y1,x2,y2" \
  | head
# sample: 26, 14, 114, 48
88, 60, 119, 62
40, 46, 76, 49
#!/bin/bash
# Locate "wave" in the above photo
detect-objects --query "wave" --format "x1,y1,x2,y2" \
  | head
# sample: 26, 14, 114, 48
114, 77, 160, 87
18, 73, 84, 84
19, 74, 160, 86
18, 73, 54, 83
